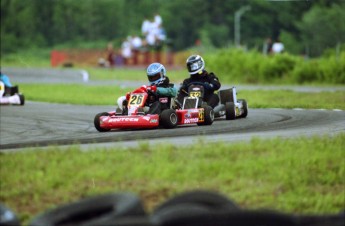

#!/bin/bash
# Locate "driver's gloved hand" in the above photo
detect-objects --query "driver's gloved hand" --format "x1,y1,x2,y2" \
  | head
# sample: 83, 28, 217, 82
204, 82, 213, 90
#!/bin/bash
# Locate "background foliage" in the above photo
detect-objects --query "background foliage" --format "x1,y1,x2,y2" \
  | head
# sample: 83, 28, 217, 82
1, 0, 344, 56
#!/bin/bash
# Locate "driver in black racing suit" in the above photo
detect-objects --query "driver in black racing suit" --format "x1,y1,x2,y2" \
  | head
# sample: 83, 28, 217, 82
177, 54, 221, 108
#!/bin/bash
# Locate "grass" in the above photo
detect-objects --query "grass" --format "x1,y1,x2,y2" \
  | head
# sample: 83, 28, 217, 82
0, 134, 344, 224
1, 52, 344, 224
86, 67, 187, 83
20, 83, 345, 109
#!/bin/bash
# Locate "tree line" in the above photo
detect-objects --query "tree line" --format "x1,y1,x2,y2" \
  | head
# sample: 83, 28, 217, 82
1, 0, 344, 57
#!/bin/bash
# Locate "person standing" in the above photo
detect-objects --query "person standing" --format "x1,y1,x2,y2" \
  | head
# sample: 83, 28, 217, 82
272, 38, 284, 54
131, 35, 142, 65
121, 36, 132, 65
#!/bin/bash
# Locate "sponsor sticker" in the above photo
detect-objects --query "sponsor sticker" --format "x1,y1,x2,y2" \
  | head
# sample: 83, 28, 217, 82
159, 97, 168, 103
198, 109, 204, 122
184, 118, 199, 124
143, 116, 151, 121
109, 118, 139, 122
185, 109, 199, 118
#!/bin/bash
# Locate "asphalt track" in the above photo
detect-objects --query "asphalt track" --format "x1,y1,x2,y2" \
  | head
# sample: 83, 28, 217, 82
0, 67, 344, 152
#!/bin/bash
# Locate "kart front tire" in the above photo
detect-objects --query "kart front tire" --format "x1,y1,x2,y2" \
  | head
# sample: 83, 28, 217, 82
198, 105, 214, 126
238, 99, 248, 118
94, 112, 111, 132
225, 102, 236, 120
160, 109, 178, 129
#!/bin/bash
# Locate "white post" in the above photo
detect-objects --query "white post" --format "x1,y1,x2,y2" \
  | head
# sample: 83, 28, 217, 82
234, 6, 251, 47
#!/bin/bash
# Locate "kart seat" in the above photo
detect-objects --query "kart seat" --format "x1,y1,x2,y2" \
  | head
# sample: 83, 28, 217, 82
218, 88, 235, 105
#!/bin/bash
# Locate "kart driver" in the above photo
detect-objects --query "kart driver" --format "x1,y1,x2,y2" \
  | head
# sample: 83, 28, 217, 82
117, 62, 177, 114
177, 54, 221, 108
0, 71, 25, 105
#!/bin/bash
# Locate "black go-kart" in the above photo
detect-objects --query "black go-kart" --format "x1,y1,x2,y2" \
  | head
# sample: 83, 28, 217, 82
178, 82, 248, 121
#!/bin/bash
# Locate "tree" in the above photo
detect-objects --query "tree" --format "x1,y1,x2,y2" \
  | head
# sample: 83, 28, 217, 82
298, 3, 345, 56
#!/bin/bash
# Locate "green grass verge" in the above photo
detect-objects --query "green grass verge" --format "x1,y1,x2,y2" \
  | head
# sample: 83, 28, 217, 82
86, 67, 187, 83
20, 83, 345, 109
1, 135, 344, 224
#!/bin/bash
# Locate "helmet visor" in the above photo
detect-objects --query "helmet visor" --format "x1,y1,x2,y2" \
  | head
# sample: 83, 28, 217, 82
190, 62, 200, 71
148, 73, 161, 83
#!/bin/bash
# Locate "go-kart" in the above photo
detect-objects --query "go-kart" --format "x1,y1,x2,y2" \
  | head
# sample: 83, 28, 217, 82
178, 82, 247, 120
94, 85, 214, 132
214, 86, 248, 120
176, 84, 214, 126
0, 82, 25, 105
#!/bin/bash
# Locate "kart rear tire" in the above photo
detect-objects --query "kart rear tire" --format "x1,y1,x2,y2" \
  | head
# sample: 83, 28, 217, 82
19, 94, 25, 105
160, 109, 178, 129
225, 102, 236, 120
94, 112, 111, 132
198, 105, 214, 126
238, 99, 248, 118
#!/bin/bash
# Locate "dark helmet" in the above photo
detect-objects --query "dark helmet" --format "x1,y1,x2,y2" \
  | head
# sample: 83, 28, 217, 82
146, 63, 166, 85
186, 55, 205, 75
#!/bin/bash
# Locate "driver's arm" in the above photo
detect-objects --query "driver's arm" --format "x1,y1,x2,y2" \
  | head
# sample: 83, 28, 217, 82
208, 73, 221, 90
157, 86, 177, 97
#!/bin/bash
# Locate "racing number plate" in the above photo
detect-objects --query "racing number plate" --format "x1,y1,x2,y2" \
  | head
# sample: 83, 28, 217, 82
189, 91, 201, 98
129, 94, 144, 106
198, 109, 204, 122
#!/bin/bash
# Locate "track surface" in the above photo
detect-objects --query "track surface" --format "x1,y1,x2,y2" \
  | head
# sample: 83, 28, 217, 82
0, 101, 344, 151
0, 67, 344, 151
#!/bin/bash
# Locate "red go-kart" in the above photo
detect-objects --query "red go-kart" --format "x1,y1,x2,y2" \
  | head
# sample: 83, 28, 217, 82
94, 85, 214, 132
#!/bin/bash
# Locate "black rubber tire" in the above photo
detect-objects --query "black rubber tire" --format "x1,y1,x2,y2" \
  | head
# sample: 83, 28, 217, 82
160, 109, 178, 129
152, 210, 298, 226
19, 94, 25, 105
151, 190, 239, 225
197, 105, 214, 126
29, 193, 147, 226
225, 102, 236, 120
94, 112, 111, 132
238, 99, 248, 118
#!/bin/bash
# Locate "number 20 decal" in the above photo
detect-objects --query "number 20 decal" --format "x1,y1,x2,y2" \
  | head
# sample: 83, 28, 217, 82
129, 94, 144, 105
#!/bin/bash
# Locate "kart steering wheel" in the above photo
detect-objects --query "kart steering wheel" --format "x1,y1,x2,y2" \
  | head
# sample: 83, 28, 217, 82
186, 81, 208, 88
147, 89, 158, 98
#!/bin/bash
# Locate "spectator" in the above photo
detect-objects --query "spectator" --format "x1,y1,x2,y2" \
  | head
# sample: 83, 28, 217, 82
114, 49, 124, 66
154, 13, 162, 27
121, 36, 132, 65
263, 37, 273, 55
141, 16, 150, 38
272, 38, 284, 54
106, 42, 115, 66
145, 18, 158, 48
131, 35, 143, 65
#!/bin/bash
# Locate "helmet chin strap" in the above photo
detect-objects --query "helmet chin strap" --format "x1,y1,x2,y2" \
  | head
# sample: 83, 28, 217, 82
198, 69, 205, 75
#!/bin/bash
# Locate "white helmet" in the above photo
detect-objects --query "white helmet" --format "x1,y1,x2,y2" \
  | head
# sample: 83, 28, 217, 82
186, 55, 205, 75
